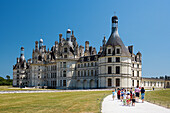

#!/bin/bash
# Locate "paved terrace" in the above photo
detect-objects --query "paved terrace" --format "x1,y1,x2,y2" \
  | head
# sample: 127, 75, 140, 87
102, 94, 170, 113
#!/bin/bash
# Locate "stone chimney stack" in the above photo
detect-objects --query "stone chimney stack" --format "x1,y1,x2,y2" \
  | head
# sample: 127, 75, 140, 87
59, 34, 62, 43
35, 41, 38, 50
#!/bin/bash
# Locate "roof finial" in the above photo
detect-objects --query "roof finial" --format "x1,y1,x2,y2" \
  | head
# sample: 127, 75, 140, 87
114, 11, 116, 16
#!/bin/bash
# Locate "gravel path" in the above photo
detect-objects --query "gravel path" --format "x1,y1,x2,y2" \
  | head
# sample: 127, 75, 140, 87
102, 94, 170, 113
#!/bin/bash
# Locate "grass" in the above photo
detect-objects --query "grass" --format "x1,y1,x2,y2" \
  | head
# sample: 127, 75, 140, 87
145, 89, 170, 108
0, 91, 111, 113
0, 86, 56, 91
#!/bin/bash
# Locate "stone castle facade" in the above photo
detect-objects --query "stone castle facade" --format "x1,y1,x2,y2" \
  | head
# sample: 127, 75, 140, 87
13, 15, 169, 89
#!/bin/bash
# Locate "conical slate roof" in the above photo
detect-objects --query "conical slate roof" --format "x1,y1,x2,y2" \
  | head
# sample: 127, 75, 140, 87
106, 28, 130, 57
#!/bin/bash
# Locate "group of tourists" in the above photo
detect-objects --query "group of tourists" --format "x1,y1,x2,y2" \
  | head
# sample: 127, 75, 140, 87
112, 86, 145, 106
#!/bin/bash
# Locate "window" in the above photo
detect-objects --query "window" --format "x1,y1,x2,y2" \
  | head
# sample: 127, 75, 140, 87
64, 55, 67, 58
64, 48, 67, 52
108, 78, 112, 87
116, 66, 120, 74
84, 70, 86, 76
91, 62, 93, 66
60, 80, 62, 86
60, 62, 62, 68
91, 70, 93, 76
78, 64, 80, 68
63, 71, 66, 77
137, 80, 139, 86
108, 49, 111, 54
84, 63, 86, 67
116, 78, 120, 87
63, 62, 66, 68
81, 71, 83, 76
108, 58, 112, 63
144, 81, 146, 86
63, 80, 66, 86
132, 70, 134, 77
88, 70, 90, 76
132, 80, 134, 86
116, 57, 120, 62
137, 71, 139, 77
137, 64, 139, 68
108, 66, 112, 74
60, 71, 62, 77
117, 49, 120, 54
78, 71, 80, 77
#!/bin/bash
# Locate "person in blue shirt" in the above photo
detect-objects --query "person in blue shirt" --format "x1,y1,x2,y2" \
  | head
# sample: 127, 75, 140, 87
112, 90, 115, 100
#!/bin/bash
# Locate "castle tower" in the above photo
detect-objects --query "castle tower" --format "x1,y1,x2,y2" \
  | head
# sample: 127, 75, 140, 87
20, 47, 25, 61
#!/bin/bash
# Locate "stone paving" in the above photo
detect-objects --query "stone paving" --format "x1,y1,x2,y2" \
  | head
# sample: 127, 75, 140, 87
102, 94, 170, 113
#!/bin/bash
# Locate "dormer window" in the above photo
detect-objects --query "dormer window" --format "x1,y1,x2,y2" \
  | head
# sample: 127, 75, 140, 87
116, 48, 120, 54
64, 55, 67, 58
108, 49, 111, 54
64, 48, 67, 52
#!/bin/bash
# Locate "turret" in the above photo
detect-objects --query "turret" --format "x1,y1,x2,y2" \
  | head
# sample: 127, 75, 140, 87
112, 16, 118, 33
66, 29, 71, 41
39, 39, 43, 49
20, 47, 25, 61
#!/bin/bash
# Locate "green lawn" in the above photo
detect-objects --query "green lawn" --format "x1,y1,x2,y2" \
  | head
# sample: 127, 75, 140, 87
0, 91, 111, 113
0, 86, 55, 91
145, 89, 170, 108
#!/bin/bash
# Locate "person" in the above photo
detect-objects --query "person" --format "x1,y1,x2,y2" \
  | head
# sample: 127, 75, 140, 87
130, 89, 133, 101
126, 93, 131, 106
117, 88, 121, 100
141, 87, 145, 103
112, 90, 115, 100
132, 93, 136, 106
123, 92, 127, 105
153, 86, 155, 91
121, 89, 124, 102
130, 88, 133, 94
135, 85, 140, 102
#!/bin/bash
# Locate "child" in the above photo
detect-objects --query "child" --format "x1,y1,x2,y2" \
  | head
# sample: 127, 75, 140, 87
121, 89, 124, 102
132, 93, 136, 106
112, 90, 115, 100
126, 93, 131, 106
123, 92, 127, 105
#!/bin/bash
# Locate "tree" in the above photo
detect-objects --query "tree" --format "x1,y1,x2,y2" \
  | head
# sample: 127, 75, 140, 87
6, 75, 10, 80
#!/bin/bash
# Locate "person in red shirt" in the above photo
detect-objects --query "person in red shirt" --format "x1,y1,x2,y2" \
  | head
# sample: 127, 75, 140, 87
117, 88, 121, 100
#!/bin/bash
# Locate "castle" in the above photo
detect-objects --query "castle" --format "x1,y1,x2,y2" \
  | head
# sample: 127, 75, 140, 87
13, 15, 169, 89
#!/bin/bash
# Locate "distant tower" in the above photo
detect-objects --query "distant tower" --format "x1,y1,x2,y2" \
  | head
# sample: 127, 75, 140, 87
20, 47, 25, 61
39, 39, 43, 49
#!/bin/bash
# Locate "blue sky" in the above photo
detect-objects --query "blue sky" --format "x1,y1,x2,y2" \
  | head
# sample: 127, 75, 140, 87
0, 0, 170, 78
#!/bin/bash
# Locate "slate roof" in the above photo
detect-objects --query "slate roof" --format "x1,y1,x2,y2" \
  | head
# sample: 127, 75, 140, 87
106, 27, 130, 57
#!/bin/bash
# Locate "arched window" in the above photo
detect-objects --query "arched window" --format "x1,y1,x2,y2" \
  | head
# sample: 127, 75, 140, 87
108, 78, 112, 87
116, 66, 120, 74
116, 78, 120, 87
108, 66, 112, 74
